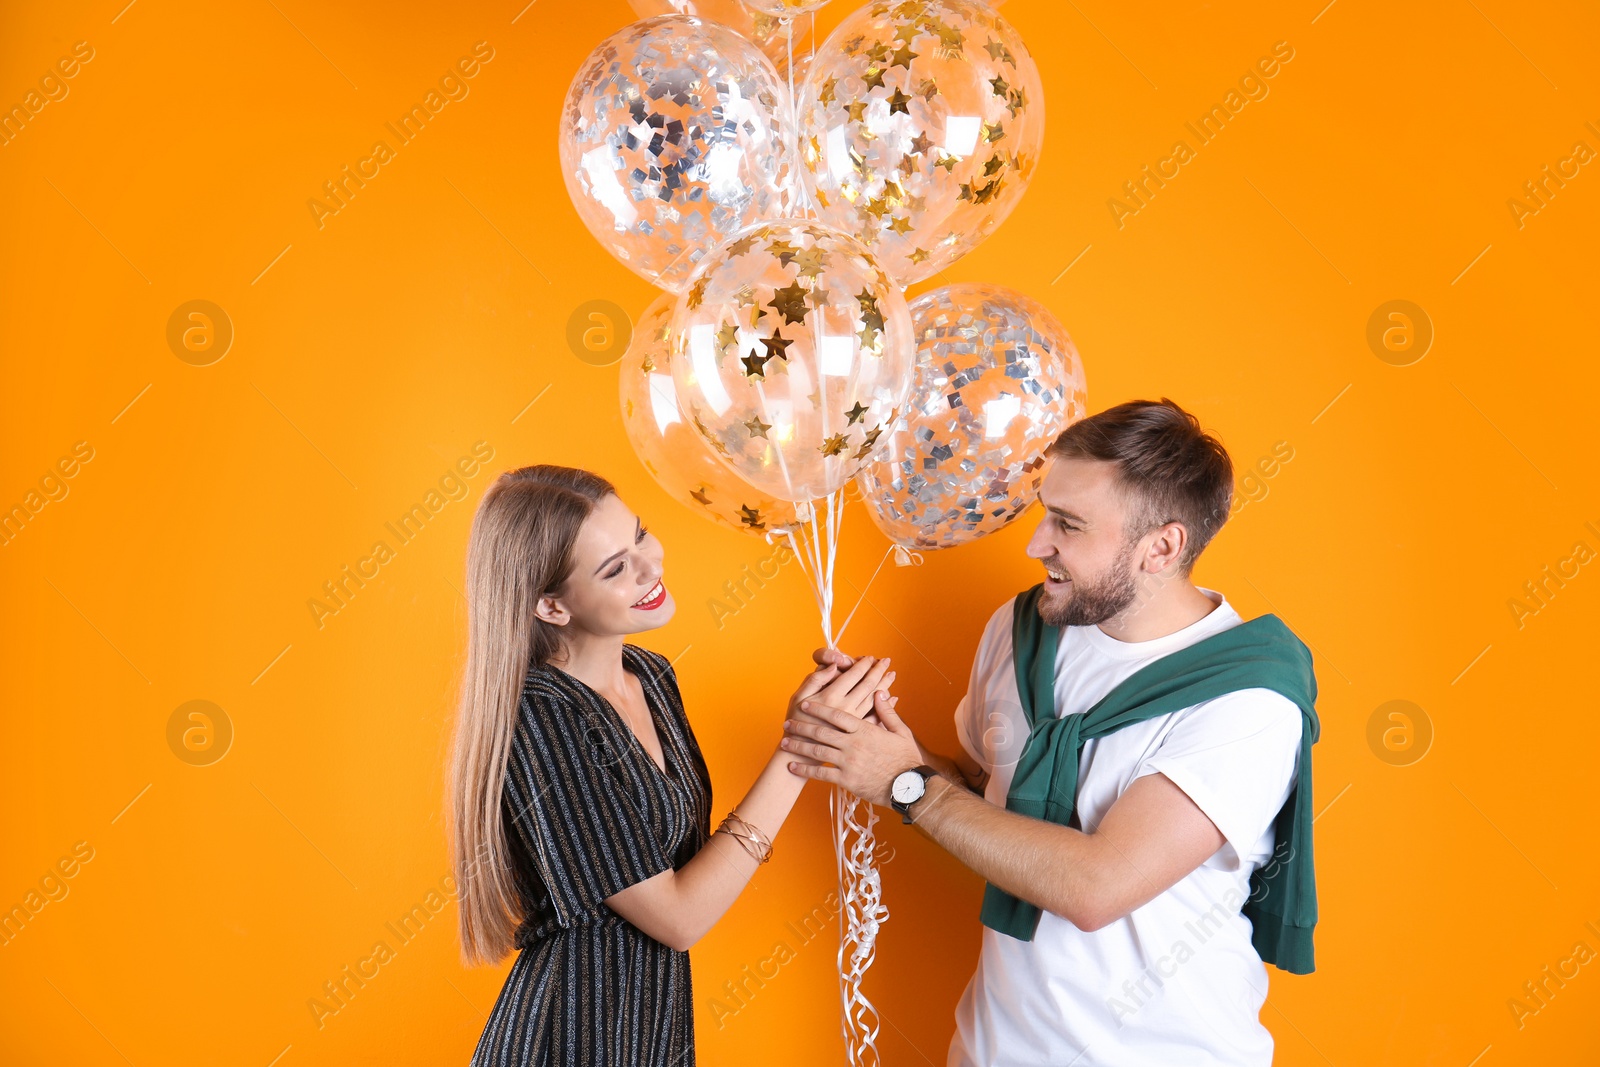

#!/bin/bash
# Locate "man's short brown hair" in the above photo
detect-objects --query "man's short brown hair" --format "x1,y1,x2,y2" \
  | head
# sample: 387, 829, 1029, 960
1046, 398, 1233, 573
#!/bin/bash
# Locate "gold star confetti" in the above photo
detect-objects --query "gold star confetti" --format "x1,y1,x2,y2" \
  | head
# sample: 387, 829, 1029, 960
990, 74, 1010, 97
887, 87, 912, 115
984, 38, 1015, 65
735, 285, 759, 310
742, 350, 771, 380
908, 130, 933, 155
716, 321, 739, 352
935, 153, 958, 173
846, 99, 869, 121
925, 18, 965, 53
851, 292, 889, 342
819, 433, 849, 457
981, 120, 1005, 143
792, 246, 829, 278
761, 329, 794, 361
908, 247, 930, 263
639, 354, 655, 373
897, 154, 917, 177
866, 40, 891, 62
916, 78, 939, 101
889, 214, 914, 234
852, 426, 883, 460
809, 284, 832, 311
768, 281, 810, 325
845, 400, 869, 424
958, 182, 974, 202
744, 415, 772, 438
864, 66, 888, 90
686, 277, 707, 310
890, 43, 918, 69
739, 505, 765, 529
1007, 87, 1027, 118
691, 486, 712, 506
767, 238, 800, 265
819, 76, 838, 106
984, 154, 1006, 177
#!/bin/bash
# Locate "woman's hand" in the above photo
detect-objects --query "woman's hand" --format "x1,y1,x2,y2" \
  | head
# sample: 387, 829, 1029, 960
787, 653, 893, 729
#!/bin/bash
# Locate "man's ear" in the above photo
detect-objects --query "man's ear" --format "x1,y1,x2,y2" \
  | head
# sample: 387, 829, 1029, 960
1141, 521, 1189, 575
533, 593, 570, 627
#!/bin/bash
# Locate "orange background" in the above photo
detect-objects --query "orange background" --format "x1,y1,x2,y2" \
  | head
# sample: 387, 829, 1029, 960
4, 0, 1599, 1064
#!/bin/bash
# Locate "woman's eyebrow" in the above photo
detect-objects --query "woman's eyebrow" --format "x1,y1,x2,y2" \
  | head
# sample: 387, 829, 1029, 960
591, 517, 641, 575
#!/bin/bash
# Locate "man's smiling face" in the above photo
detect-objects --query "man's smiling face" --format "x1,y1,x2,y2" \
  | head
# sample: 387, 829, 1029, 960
1024, 456, 1147, 628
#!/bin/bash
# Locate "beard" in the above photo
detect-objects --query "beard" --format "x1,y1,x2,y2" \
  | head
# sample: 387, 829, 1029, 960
1038, 542, 1140, 628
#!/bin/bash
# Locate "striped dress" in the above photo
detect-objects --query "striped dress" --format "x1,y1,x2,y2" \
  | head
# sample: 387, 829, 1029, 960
470, 643, 713, 1067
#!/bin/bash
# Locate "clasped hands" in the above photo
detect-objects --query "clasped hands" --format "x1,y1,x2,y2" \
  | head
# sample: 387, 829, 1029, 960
778, 647, 928, 808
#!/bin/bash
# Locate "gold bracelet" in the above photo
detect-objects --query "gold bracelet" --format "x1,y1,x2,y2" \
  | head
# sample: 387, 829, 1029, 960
720, 813, 772, 864
717, 812, 773, 864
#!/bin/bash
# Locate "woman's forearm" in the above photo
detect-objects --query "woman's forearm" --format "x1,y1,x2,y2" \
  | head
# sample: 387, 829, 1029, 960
605, 746, 805, 950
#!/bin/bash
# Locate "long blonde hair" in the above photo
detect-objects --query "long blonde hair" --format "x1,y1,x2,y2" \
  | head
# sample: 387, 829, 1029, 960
448, 464, 616, 965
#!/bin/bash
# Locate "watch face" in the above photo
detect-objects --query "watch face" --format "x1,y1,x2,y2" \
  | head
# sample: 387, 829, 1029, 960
891, 770, 925, 805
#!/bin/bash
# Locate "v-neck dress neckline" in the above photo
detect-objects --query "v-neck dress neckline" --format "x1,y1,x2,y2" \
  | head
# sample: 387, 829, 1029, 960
546, 644, 679, 786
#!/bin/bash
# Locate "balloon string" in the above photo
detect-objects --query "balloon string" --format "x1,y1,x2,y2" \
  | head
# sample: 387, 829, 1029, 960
771, 486, 887, 1067
832, 541, 916, 648
776, 523, 829, 636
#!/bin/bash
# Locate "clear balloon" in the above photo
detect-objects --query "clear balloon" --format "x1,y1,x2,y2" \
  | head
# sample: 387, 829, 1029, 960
671, 220, 915, 502
620, 294, 803, 535
560, 15, 800, 294
624, 0, 816, 80
744, 0, 831, 16
856, 283, 1087, 550
796, 0, 1045, 286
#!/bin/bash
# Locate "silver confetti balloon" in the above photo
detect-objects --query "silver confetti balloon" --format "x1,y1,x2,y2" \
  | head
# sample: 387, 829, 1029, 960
856, 283, 1087, 549
559, 15, 801, 293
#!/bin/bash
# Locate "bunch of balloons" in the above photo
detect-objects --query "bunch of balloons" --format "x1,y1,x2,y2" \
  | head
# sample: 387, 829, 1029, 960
563, 0, 1086, 559
560, 3, 1086, 1062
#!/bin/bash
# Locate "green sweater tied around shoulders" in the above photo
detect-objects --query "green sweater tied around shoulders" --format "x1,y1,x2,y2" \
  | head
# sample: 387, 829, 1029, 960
977, 584, 1322, 975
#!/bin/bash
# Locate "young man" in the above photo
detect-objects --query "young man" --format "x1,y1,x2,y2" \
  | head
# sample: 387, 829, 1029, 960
783, 399, 1320, 1066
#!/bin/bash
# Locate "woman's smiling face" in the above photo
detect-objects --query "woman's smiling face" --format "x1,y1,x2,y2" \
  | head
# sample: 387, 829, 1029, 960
536, 493, 674, 639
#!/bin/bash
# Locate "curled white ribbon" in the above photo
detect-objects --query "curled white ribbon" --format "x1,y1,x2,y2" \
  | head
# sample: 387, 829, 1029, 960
767, 489, 922, 1066
832, 784, 889, 1067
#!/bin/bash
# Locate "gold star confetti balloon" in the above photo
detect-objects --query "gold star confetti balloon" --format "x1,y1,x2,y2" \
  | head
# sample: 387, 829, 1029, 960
670, 219, 915, 502
795, 0, 1045, 286
619, 293, 803, 536
624, 0, 816, 81
856, 283, 1087, 549
559, 15, 801, 294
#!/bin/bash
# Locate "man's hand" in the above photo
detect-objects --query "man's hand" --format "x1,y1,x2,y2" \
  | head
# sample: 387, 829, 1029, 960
782, 691, 923, 806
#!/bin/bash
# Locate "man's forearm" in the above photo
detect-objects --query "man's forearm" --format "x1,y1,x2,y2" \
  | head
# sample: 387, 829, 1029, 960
907, 774, 1107, 931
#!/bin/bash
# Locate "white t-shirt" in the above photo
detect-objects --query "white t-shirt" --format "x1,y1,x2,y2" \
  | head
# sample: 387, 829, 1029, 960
949, 588, 1303, 1067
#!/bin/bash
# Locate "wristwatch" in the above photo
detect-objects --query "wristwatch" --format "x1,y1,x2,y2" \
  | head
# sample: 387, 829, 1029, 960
890, 765, 938, 824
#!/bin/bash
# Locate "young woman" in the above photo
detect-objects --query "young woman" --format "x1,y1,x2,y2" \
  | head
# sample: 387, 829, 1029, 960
448, 465, 893, 1066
